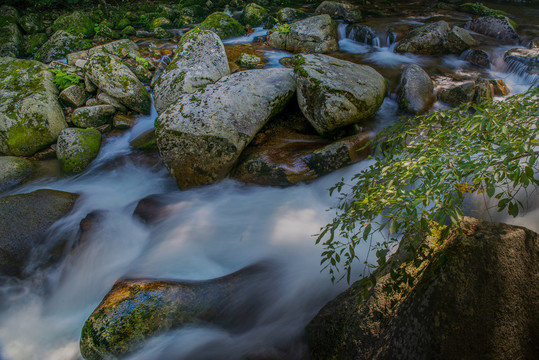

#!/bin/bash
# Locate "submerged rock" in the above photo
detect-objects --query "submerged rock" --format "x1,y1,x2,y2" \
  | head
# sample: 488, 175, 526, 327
267, 15, 339, 54
315, 1, 362, 23
294, 54, 387, 135
153, 28, 230, 114
85, 52, 151, 114
307, 217, 539, 360
155, 68, 295, 189
0, 189, 79, 277
56, 127, 102, 173
80, 263, 270, 360
0, 156, 35, 192
466, 15, 519, 44
0, 57, 67, 156
198, 12, 245, 40
397, 64, 435, 114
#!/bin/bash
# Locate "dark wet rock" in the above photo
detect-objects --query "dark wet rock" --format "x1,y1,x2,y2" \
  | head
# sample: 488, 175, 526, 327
397, 64, 435, 114
315, 1, 362, 23
155, 68, 295, 189
439, 78, 493, 106
276, 7, 307, 24
71, 105, 116, 129
294, 54, 387, 135
153, 28, 230, 114
198, 12, 245, 40
0, 156, 35, 192
466, 15, 519, 44
23, 32, 48, 57
85, 52, 151, 114
0, 189, 79, 277
153, 27, 172, 39
19, 13, 44, 34
462, 48, 490, 68
51, 11, 95, 39
396, 21, 475, 55
346, 25, 378, 46
130, 128, 157, 151
0, 22, 23, 58
80, 263, 272, 360
35, 30, 91, 63
133, 194, 175, 224
59, 85, 87, 108
307, 217, 539, 360
267, 15, 339, 54
0, 57, 67, 156
56, 127, 102, 173
504, 47, 539, 76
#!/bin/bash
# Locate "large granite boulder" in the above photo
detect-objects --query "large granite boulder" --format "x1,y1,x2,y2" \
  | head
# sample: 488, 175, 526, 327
198, 12, 245, 40
34, 30, 91, 63
80, 264, 269, 360
315, 1, 362, 23
466, 15, 520, 44
397, 64, 435, 114
56, 127, 102, 174
84, 52, 151, 114
267, 15, 339, 54
396, 21, 475, 55
0, 189, 79, 277
307, 217, 539, 360
153, 28, 230, 114
50, 11, 95, 38
0, 22, 23, 58
0, 57, 67, 156
155, 68, 296, 189
0, 156, 35, 192
294, 54, 387, 135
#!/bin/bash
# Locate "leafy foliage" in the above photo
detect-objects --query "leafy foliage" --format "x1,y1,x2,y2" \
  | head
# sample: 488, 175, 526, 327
317, 86, 539, 296
50, 69, 81, 91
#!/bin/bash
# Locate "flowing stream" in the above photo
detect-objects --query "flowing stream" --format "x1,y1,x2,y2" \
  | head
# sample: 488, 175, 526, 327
1, 4, 538, 359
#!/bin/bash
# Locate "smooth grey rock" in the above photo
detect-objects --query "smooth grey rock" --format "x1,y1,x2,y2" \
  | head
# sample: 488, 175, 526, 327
0, 57, 67, 156
97, 92, 128, 112
72, 105, 116, 128
295, 54, 387, 135
155, 68, 296, 189
267, 15, 339, 54
59, 85, 86, 108
463, 48, 491, 68
397, 64, 435, 114
85, 52, 151, 114
315, 1, 362, 23
153, 29, 230, 114
396, 21, 474, 55
445, 26, 476, 54
466, 16, 519, 44
0, 156, 34, 191
56, 127, 101, 173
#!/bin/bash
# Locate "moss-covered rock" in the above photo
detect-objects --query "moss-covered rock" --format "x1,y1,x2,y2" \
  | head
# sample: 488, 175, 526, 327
19, 13, 44, 34
198, 12, 245, 40
0, 156, 35, 192
149, 16, 172, 31
236, 52, 263, 68
80, 264, 268, 360
0, 57, 67, 156
397, 64, 435, 115
88, 39, 140, 58
129, 128, 157, 151
240, 3, 269, 27
23, 32, 48, 57
315, 0, 362, 23
121, 25, 136, 37
466, 15, 519, 44
295, 54, 387, 135
34, 30, 92, 64
0, 5, 18, 28
51, 11, 95, 39
155, 68, 296, 189
56, 127, 102, 173
71, 105, 116, 128
0, 22, 23, 58
276, 7, 307, 24
114, 18, 131, 31
0, 189, 79, 277
153, 28, 230, 113
307, 217, 539, 360
84, 52, 151, 114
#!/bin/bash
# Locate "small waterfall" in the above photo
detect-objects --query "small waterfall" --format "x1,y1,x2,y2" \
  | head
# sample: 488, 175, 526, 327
504, 58, 539, 84
337, 22, 348, 40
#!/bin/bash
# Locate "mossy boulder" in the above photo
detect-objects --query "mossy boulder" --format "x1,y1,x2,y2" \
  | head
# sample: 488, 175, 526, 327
114, 18, 131, 31
307, 217, 539, 359
240, 3, 269, 27
236, 52, 263, 68
88, 39, 140, 58
315, 1, 362, 23
0, 22, 23, 58
153, 28, 230, 114
294, 54, 387, 135
84, 52, 151, 114
0, 5, 18, 28
129, 128, 157, 151
397, 64, 435, 115
466, 15, 519, 44
35, 30, 92, 63
149, 16, 172, 31
0, 189, 79, 277
51, 11, 95, 39
155, 68, 296, 189
267, 15, 339, 54
71, 105, 116, 128
276, 7, 307, 24
19, 13, 44, 34
0, 57, 67, 156
121, 26, 136, 37
23, 32, 48, 57
198, 12, 245, 40
56, 127, 102, 173
0, 156, 35, 192
80, 263, 269, 359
